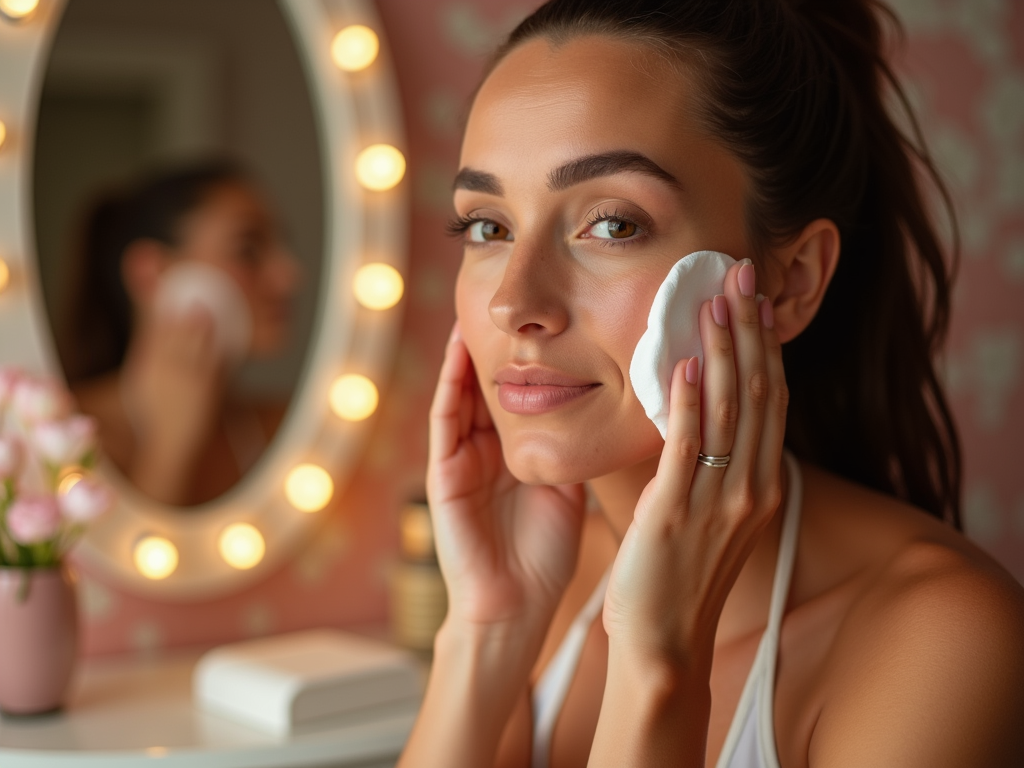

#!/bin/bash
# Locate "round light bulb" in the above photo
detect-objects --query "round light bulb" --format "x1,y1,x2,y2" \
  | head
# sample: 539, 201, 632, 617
355, 144, 405, 191
353, 262, 404, 310
0, 259, 9, 294
285, 464, 334, 513
0, 0, 39, 20
0, 120, 6, 150
331, 25, 379, 72
329, 374, 379, 421
218, 523, 265, 570
134, 536, 178, 580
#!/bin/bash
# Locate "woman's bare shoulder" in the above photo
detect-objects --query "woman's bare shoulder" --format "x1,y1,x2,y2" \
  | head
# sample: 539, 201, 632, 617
799, 463, 1024, 766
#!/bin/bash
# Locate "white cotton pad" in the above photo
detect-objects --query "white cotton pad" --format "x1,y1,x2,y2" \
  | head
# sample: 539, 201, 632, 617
629, 250, 738, 438
154, 261, 252, 366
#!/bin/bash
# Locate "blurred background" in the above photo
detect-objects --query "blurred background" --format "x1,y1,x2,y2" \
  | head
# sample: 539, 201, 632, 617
60, 0, 1023, 656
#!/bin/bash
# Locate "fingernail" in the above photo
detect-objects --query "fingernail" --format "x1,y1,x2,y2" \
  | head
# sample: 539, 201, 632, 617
759, 297, 775, 329
684, 357, 698, 384
712, 294, 729, 327
738, 263, 755, 299
449, 321, 462, 342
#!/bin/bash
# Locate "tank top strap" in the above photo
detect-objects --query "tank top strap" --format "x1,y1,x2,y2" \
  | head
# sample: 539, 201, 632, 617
715, 449, 803, 768
531, 569, 610, 768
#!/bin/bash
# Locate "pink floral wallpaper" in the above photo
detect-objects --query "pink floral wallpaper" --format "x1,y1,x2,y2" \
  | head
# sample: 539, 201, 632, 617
78, 0, 1024, 657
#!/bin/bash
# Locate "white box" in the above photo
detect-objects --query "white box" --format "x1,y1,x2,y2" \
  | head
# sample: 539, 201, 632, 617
193, 629, 423, 735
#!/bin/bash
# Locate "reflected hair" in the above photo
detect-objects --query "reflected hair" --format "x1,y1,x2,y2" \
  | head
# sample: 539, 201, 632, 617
59, 160, 248, 385
489, 0, 962, 525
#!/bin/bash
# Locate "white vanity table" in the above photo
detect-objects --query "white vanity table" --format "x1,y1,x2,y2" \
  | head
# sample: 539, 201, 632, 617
0, 648, 415, 767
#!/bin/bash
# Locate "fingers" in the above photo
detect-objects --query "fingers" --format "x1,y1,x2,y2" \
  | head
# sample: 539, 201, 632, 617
755, 298, 789, 498
650, 357, 701, 509
428, 323, 472, 464
724, 260, 768, 475
697, 295, 738, 461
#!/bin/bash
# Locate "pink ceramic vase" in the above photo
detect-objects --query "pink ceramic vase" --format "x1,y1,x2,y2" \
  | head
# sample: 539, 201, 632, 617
0, 566, 78, 715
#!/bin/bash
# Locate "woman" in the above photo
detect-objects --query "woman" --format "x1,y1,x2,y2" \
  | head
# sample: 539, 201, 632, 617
60, 162, 300, 506
399, 1, 1024, 766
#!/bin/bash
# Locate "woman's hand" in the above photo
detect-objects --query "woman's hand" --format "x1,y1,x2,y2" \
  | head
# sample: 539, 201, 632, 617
399, 323, 587, 768
592, 260, 788, 765
427, 322, 587, 635
120, 308, 225, 503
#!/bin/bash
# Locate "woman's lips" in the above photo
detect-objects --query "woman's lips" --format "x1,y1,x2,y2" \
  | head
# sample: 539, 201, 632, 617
494, 365, 600, 415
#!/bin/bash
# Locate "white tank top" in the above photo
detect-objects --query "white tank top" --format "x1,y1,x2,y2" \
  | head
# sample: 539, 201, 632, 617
531, 451, 803, 768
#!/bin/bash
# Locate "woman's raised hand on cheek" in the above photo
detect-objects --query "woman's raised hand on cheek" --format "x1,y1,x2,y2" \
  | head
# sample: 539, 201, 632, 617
593, 261, 788, 763
426, 322, 587, 637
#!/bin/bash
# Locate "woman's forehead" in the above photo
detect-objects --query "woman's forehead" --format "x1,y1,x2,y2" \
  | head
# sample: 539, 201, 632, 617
460, 36, 703, 186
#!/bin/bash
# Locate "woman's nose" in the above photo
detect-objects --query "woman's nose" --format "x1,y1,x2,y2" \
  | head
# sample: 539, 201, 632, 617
487, 241, 569, 337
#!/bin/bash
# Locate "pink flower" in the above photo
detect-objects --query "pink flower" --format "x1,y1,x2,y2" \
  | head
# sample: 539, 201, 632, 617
33, 416, 96, 466
59, 477, 114, 523
6, 495, 61, 544
11, 376, 70, 424
0, 368, 21, 410
0, 436, 22, 480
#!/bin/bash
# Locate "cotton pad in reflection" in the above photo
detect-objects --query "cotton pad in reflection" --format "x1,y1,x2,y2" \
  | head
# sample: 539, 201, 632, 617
629, 250, 737, 438
154, 261, 252, 366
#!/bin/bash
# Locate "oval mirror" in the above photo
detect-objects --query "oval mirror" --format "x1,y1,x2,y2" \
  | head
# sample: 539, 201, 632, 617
0, 0, 407, 599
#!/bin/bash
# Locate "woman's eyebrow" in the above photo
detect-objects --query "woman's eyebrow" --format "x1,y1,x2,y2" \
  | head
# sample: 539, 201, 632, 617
547, 151, 680, 191
453, 151, 680, 198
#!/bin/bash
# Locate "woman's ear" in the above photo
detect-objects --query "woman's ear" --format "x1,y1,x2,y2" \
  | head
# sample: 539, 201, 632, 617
770, 219, 840, 343
121, 239, 171, 307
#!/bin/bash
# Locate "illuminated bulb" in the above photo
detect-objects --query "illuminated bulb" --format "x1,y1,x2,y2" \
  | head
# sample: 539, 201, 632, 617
218, 523, 265, 570
355, 144, 405, 191
57, 471, 84, 496
0, 120, 6, 150
0, 0, 39, 20
0, 259, 9, 294
285, 464, 334, 513
353, 262, 404, 310
331, 25, 379, 72
329, 374, 379, 421
134, 536, 178, 580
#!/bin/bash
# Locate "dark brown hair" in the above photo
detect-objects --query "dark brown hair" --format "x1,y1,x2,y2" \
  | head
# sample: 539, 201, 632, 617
491, 0, 962, 526
59, 160, 247, 385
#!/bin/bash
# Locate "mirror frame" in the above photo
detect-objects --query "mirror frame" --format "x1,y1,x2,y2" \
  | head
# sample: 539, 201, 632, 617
0, 0, 408, 600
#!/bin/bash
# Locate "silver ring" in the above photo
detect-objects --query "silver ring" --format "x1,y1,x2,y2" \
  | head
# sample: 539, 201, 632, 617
697, 453, 731, 468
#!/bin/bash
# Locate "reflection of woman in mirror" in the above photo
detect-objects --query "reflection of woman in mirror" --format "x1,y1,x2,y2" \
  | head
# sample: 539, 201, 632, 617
59, 162, 300, 506
400, 1, 1024, 766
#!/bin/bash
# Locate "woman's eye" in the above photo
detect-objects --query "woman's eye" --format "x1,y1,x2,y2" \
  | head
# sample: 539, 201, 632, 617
588, 217, 639, 240
467, 220, 512, 242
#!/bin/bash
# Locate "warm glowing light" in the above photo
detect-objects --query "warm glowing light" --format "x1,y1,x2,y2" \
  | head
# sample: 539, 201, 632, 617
0, 0, 39, 21
57, 471, 84, 496
353, 263, 404, 310
329, 374, 379, 421
218, 523, 265, 570
134, 537, 178, 580
0, 259, 9, 294
0, 120, 6, 150
331, 25, 379, 72
355, 144, 405, 191
285, 464, 334, 513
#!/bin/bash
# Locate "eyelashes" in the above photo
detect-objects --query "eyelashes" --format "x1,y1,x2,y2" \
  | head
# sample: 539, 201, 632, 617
445, 214, 481, 238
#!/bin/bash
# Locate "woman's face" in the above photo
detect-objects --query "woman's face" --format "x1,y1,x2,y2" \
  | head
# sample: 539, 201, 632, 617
454, 36, 756, 485
174, 181, 300, 356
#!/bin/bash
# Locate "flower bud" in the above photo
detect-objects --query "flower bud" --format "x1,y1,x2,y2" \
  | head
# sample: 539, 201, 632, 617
0, 436, 22, 480
6, 495, 61, 545
12, 376, 71, 424
0, 368, 21, 410
33, 416, 96, 466
59, 477, 115, 523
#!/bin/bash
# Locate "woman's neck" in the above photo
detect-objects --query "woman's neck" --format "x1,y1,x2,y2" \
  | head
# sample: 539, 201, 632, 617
588, 452, 791, 648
